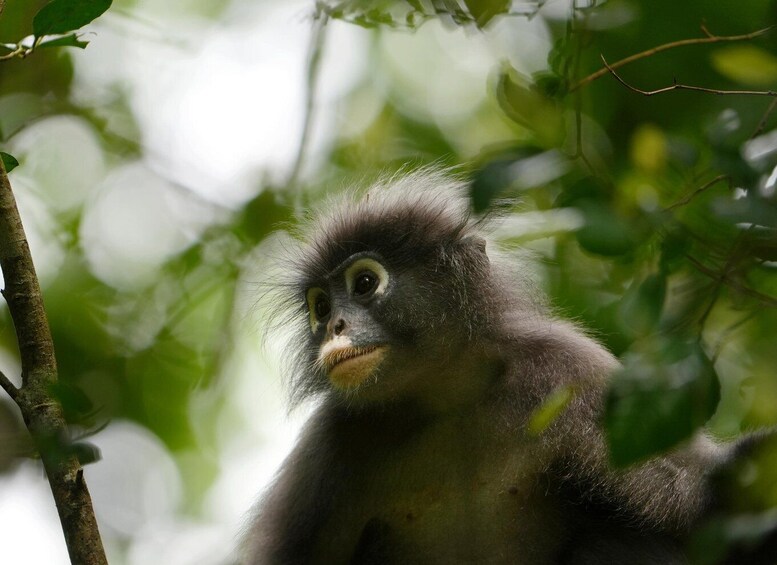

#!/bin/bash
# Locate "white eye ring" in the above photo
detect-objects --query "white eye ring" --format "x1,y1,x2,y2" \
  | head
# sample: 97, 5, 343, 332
306, 287, 328, 332
345, 258, 389, 297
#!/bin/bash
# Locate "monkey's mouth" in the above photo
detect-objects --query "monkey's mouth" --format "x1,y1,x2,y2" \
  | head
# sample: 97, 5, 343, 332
321, 345, 388, 390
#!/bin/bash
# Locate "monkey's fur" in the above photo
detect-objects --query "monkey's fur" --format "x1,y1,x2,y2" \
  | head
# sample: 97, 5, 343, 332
245, 170, 730, 564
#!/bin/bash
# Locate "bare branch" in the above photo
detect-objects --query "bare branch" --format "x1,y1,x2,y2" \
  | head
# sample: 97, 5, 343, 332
0, 368, 18, 400
600, 55, 777, 97
571, 25, 773, 92
288, 2, 329, 210
0, 44, 31, 62
665, 175, 730, 211
752, 97, 777, 139
685, 254, 777, 308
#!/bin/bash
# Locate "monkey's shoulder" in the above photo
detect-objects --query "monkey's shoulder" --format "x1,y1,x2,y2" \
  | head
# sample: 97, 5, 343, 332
495, 317, 619, 408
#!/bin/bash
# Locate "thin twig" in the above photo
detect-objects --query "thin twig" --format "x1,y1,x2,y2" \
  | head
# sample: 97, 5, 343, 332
288, 2, 329, 211
752, 97, 777, 139
665, 175, 730, 210
0, 44, 30, 62
695, 231, 746, 331
685, 254, 777, 308
571, 2, 595, 174
571, 25, 773, 92
0, 368, 18, 399
711, 310, 758, 363
601, 55, 777, 97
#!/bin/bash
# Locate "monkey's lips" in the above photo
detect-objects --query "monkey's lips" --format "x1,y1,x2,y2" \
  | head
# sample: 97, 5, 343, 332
323, 345, 388, 390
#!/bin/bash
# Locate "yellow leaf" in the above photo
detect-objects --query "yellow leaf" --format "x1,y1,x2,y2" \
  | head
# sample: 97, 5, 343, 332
630, 124, 667, 173
711, 46, 777, 87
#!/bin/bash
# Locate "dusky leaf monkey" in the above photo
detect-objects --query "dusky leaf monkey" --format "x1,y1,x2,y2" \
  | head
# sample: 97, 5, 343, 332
244, 169, 744, 564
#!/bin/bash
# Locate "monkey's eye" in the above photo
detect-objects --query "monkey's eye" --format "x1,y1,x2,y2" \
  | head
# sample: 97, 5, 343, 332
306, 287, 330, 332
353, 272, 378, 297
344, 257, 388, 298
314, 295, 331, 319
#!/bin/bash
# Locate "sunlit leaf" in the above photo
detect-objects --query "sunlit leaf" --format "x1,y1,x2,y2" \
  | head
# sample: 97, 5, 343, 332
528, 385, 575, 435
711, 46, 777, 87
0, 152, 19, 173
33, 0, 112, 38
366, 8, 394, 25
630, 124, 667, 173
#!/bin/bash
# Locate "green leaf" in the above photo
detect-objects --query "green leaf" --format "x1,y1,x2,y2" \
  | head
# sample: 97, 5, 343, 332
49, 381, 94, 419
0, 152, 19, 173
33, 0, 112, 38
711, 46, 777, 87
38, 33, 90, 49
71, 441, 102, 465
528, 385, 575, 435
575, 201, 640, 256
462, 0, 510, 28
469, 148, 543, 213
659, 226, 692, 272
618, 273, 667, 337
496, 69, 565, 148
534, 72, 567, 100
366, 8, 394, 25
605, 339, 720, 467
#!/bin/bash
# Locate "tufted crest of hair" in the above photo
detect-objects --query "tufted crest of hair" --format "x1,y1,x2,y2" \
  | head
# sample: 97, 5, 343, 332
261, 168, 535, 407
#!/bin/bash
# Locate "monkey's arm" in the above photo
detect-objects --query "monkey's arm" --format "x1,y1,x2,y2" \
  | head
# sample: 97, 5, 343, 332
521, 321, 725, 535
556, 427, 726, 534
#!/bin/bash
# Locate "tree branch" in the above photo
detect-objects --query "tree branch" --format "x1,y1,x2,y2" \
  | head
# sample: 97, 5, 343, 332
0, 368, 18, 400
0, 158, 107, 565
571, 25, 773, 92
600, 55, 777, 97
685, 254, 777, 308
752, 97, 777, 139
0, 44, 31, 62
288, 2, 329, 211
665, 175, 730, 211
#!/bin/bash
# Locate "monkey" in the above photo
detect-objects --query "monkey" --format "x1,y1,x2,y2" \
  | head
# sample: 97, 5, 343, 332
243, 169, 738, 564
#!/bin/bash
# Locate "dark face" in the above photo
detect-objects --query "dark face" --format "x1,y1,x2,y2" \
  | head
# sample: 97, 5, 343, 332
303, 251, 456, 400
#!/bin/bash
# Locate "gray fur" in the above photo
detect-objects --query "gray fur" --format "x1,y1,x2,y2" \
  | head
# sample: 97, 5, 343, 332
245, 169, 726, 564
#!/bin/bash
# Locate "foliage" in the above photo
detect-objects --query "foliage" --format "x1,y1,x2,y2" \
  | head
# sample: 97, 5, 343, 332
1, 0, 776, 562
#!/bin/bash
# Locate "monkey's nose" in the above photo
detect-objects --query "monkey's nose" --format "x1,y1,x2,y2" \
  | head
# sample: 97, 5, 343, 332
333, 319, 346, 335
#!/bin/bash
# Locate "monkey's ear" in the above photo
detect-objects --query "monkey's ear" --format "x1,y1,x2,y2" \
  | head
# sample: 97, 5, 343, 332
462, 235, 487, 256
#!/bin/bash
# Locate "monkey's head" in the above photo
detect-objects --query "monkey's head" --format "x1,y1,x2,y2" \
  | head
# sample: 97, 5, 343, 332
270, 170, 511, 406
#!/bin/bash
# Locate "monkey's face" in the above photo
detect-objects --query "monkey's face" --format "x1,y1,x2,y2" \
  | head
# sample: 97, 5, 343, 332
304, 251, 449, 398
306, 253, 392, 391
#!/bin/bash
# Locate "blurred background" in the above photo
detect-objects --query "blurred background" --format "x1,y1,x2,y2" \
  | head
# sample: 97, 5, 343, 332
1, 0, 776, 563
